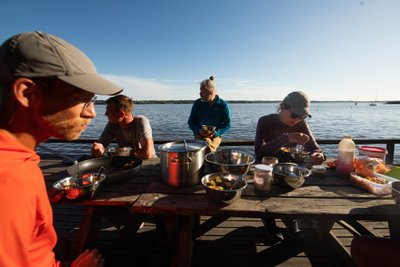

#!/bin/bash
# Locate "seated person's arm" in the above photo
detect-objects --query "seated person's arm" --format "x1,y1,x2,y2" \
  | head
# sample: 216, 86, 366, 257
309, 151, 325, 164
133, 137, 154, 159
91, 142, 105, 157
199, 129, 215, 138
91, 124, 113, 157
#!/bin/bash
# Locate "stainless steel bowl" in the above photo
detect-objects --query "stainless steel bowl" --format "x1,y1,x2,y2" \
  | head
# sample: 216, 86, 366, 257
273, 162, 311, 189
202, 124, 216, 133
107, 147, 132, 157
205, 149, 255, 175
389, 181, 400, 207
201, 172, 247, 204
53, 173, 106, 201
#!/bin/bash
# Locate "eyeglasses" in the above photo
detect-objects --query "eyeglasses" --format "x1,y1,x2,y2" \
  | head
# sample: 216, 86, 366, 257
33, 79, 97, 112
68, 94, 97, 111
289, 111, 308, 120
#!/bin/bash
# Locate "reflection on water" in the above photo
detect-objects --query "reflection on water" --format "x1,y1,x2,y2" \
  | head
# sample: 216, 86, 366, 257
38, 102, 400, 163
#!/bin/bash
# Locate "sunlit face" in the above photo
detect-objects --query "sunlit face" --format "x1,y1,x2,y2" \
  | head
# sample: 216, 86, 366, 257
200, 87, 213, 102
34, 79, 96, 140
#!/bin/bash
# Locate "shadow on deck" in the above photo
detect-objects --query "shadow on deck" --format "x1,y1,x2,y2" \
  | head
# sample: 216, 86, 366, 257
52, 203, 390, 267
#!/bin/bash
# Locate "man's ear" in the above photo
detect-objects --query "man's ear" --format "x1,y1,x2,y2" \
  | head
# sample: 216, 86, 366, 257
12, 78, 36, 108
118, 110, 126, 119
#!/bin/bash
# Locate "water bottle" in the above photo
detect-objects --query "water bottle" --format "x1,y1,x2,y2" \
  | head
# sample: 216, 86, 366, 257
336, 135, 356, 178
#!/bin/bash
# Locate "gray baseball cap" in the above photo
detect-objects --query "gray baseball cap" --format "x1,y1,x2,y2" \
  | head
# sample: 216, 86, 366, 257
283, 91, 312, 117
0, 31, 123, 95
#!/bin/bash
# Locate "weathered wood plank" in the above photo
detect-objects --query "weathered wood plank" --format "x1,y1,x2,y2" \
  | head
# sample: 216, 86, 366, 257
41, 156, 395, 267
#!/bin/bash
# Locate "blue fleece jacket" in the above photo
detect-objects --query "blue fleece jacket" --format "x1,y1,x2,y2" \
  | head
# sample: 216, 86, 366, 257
188, 95, 231, 137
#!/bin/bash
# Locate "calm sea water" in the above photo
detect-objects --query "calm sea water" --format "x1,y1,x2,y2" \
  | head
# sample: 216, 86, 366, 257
40, 102, 400, 163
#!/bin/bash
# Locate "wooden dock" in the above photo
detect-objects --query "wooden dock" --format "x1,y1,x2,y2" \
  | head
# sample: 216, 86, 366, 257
42, 156, 390, 267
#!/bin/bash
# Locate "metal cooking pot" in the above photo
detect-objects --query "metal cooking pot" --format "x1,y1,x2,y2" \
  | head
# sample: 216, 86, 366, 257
159, 140, 207, 187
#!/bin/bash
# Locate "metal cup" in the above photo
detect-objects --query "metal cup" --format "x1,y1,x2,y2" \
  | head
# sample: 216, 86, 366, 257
262, 156, 278, 166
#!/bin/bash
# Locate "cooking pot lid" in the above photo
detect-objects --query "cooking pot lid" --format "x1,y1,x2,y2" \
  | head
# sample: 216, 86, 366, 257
159, 140, 207, 152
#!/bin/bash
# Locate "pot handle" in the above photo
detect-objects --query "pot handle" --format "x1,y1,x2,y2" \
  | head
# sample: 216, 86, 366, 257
171, 156, 193, 164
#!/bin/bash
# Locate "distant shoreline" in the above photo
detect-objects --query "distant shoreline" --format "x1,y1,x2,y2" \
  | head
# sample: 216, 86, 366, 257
94, 100, 400, 105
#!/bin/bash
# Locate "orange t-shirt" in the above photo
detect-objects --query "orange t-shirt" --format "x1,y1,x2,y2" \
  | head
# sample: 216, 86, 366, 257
0, 130, 60, 267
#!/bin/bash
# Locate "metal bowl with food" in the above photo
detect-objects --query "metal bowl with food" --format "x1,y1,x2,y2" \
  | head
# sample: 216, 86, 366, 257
201, 173, 247, 204
53, 173, 106, 201
273, 162, 311, 189
107, 146, 132, 157
205, 149, 255, 176
281, 147, 310, 165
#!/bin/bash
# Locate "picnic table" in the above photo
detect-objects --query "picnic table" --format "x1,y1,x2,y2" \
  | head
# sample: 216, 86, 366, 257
45, 157, 400, 267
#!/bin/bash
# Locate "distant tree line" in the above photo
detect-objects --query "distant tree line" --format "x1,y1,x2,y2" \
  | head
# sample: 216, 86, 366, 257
95, 100, 281, 104
94, 100, 400, 105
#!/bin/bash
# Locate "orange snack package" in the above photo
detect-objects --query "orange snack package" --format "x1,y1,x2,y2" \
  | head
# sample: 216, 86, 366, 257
354, 156, 390, 178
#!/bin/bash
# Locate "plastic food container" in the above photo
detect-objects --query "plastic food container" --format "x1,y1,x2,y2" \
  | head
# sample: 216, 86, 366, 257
358, 146, 387, 161
253, 164, 273, 193
350, 172, 391, 196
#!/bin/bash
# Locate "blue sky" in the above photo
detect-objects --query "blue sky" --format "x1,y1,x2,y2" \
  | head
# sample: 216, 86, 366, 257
1, 0, 399, 101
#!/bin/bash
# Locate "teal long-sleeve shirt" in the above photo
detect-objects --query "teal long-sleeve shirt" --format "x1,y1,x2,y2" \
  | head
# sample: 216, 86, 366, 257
188, 95, 231, 137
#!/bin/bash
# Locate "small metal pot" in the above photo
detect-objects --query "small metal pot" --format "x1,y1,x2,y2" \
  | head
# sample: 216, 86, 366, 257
273, 162, 310, 189
159, 140, 207, 187
107, 147, 132, 157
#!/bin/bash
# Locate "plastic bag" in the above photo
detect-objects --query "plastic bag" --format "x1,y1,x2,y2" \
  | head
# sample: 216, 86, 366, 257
350, 172, 391, 196
354, 156, 390, 178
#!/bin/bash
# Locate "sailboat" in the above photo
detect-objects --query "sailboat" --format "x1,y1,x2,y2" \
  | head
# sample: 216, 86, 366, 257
354, 89, 359, 105
369, 89, 378, 106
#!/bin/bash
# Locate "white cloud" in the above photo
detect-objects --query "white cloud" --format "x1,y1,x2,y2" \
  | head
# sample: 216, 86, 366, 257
100, 74, 400, 101
100, 74, 299, 101
101, 74, 198, 100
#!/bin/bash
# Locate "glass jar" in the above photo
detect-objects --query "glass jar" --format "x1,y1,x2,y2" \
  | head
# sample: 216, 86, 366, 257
253, 164, 273, 193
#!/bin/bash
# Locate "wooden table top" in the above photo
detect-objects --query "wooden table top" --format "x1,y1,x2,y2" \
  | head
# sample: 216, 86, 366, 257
42, 157, 400, 221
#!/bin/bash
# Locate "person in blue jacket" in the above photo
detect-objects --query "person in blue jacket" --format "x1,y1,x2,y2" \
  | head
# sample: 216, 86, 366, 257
188, 76, 231, 152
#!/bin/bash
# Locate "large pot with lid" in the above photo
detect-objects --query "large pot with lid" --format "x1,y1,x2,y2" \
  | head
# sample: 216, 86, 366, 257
159, 140, 208, 187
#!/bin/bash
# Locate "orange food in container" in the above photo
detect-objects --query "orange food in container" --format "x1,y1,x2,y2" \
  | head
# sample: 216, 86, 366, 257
354, 156, 390, 178
350, 172, 391, 196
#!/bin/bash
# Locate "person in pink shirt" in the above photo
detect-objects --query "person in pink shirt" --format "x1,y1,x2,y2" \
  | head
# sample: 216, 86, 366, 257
0, 31, 122, 267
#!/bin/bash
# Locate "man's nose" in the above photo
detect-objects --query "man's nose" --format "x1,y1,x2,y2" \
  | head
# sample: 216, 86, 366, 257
82, 103, 96, 118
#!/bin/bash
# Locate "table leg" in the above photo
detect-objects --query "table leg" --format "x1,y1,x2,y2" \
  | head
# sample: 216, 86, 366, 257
388, 218, 400, 240
171, 215, 193, 267
312, 219, 335, 238
71, 206, 103, 259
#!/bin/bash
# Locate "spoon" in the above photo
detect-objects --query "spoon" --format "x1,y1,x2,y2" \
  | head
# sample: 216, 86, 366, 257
229, 175, 243, 190
93, 166, 105, 192
295, 144, 304, 154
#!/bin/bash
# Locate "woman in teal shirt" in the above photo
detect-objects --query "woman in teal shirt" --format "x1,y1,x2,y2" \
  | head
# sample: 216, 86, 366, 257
188, 76, 231, 152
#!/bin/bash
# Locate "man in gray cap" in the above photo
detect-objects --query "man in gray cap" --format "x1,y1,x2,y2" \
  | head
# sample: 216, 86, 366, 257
0, 31, 122, 267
